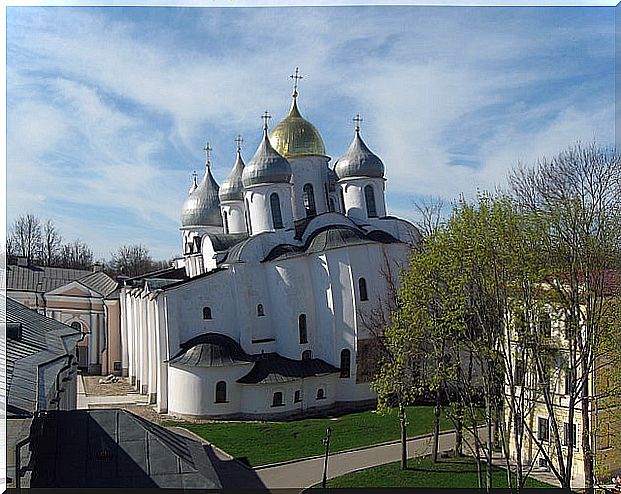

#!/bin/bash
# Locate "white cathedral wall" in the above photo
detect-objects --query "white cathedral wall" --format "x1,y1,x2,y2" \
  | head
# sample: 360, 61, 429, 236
220, 202, 246, 234
245, 184, 294, 235
288, 156, 330, 220
339, 177, 387, 221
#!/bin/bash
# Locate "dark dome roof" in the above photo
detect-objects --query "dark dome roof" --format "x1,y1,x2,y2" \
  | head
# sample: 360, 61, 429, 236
334, 130, 385, 180
169, 333, 253, 367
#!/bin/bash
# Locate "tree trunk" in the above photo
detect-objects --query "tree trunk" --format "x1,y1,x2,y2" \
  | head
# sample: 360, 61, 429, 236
432, 388, 441, 463
399, 404, 408, 470
486, 398, 494, 492
581, 360, 594, 493
455, 411, 463, 457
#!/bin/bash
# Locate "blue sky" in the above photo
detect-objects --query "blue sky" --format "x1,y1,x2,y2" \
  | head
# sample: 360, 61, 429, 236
6, 5, 614, 259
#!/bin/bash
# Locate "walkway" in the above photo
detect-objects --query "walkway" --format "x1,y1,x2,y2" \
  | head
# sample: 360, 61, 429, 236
76, 374, 148, 409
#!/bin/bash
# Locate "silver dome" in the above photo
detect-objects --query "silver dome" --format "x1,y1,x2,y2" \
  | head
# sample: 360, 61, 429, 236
334, 130, 385, 180
242, 128, 292, 187
181, 165, 223, 228
219, 150, 246, 202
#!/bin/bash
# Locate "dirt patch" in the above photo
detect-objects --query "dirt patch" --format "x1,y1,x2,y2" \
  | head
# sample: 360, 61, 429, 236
82, 375, 136, 396
87, 403, 165, 425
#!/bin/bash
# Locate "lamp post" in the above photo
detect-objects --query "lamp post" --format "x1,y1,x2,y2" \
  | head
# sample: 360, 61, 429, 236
321, 427, 332, 488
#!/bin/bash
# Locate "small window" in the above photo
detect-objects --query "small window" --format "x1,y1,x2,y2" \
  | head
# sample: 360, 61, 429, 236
302, 350, 312, 360
303, 183, 317, 217
539, 312, 552, 338
215, 381, 227, 403
514, 361, 525, 386
245, 199, 253, 235
564, 371, 573, 395
537, 417, 550, 442
299, 314, 308, 344
328, 197, 336, 212
270, 193, 283, 229
294, 390, 301, 403
563, 422, 577, 448
358, 277, 368, 301
203, 307, 212, 320
340, 349, 351, 378
272, 391, 284, 407
257, 304, 265, 317
364, 184, 377, 218
316, 388, 325, 400
339, 188, 346, 214
71, 321, 82, 331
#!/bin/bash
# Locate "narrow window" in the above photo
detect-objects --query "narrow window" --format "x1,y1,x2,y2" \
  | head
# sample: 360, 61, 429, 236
270, 193, 283, 229
303, 183, 317, 217
564, 370, 573, 395
299, 314, 308, 344
364, 184, 377, 218
514, 361, 525, 385
272, 391, 284, 407
339, 189, 346, 214
539, 312, 552, 338
329, 198, 336, 212
245, 199, 252, 234
223, 210, 229, 234
340, 349, 351, 378
537, 417, 550, 442
316, 388, 325, 400
294, 390, 301, 403
257, 304, 265, 317
302, 350, 312, 360
203, 307, 212, 320
563, 422, 577, 448
358, 277, 368, 301
215, 381, 227, 403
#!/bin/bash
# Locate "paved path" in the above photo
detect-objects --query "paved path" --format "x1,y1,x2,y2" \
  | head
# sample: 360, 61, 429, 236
77, 374, 148, 409
256, 429, 464, 489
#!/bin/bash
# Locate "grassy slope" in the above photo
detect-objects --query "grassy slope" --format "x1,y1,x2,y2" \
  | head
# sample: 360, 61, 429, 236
323, 456, 555, 489
167, 405, 451, 467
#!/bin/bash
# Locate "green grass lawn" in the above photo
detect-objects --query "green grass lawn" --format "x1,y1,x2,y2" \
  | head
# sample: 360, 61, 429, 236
322, 456, 555, 489
166, 405, 452, 467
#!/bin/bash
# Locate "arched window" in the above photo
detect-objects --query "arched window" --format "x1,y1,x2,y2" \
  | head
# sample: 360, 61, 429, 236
245, 199, 252, 234
316, 388, 325, 400
272, 391, 284, 407
215, 381, 227, 403
298, 314, 308, 344
203, 307, 212, 320
329, 198, 336, 212
364, 184, 377, 218
303, 183, 317, 217
358, 277, 369, 301
294, 390, 301, 403
70, 321, 82, 331
340, 349, 351, 378
339, 189, 346, 214
270, 193, 283, 229
257, 304, 265, 317
302, 350, 312, 360
223, 210, 229, 234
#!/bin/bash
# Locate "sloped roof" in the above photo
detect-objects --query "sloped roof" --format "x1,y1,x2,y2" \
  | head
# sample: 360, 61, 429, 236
6, 264, 92, 292
77, 271, 119, 297
169, 333, 253, 367
2, 296, 82, 417
29, 409, 222, 489
237, 354, 339, 384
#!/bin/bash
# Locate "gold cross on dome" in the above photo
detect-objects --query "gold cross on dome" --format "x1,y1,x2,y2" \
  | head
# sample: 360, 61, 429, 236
290, 67, 303, 96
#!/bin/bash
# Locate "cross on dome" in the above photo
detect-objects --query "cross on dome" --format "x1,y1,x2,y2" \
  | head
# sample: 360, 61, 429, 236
290, 67, 303, 97
204, 143, 212, 166
235, 134, 244, 152
353, 114, 363, 133
261, 111, 272, 130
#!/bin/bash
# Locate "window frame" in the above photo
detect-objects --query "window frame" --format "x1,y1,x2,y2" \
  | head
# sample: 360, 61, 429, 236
298, 314, 308, 344
203, 306, 212, 320
358, 277, 369, 302
340, 349, 351, 378
215, 381, 227, 403
364, 184, 378, 218
272, 391, 284, 407
270, 192, 284, 229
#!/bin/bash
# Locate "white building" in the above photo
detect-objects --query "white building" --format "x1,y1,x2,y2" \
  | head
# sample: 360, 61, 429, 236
121, 82, 420, 420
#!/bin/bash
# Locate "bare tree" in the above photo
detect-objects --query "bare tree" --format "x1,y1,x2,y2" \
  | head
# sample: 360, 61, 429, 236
59, 239, 93, 269
108, 244, 155, 278
41, 219, 62, 266
8, 213, 42, 262
412, 197, 445, 238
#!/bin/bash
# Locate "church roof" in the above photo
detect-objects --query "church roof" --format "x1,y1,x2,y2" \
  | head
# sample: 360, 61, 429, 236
219, 148, 246, 202
237, 354, 339, 384
334, 128, 385, 180
242, 126, 292, 187
28, 409, 222, 489
6, 263, 92, 293
181, 164, 223, 228
169, 333, 253, 367
268, 95, 327, 159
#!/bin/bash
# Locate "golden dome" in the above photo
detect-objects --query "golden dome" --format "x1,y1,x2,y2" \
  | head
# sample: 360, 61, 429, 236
269, 96, 327, 158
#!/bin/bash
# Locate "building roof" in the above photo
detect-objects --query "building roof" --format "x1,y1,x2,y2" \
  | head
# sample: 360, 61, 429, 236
242, 126, 292, 187
334, 128, 385, 180
219, 149, 246, 202
3, 296, 82, 417
5, 263, 92, 292
169, 333, 254, 367
181, 164, 223, 228
29, 409, 222, 489
237, 354, 339, 384
76, 271, 119, 297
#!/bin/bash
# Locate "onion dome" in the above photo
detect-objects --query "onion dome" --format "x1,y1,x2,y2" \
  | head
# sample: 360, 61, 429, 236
269, 93, 326, 158
181, 149, 223, 228
219, 144, 246, 202
334, 125, 385, 180
242, 116, 292, 187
